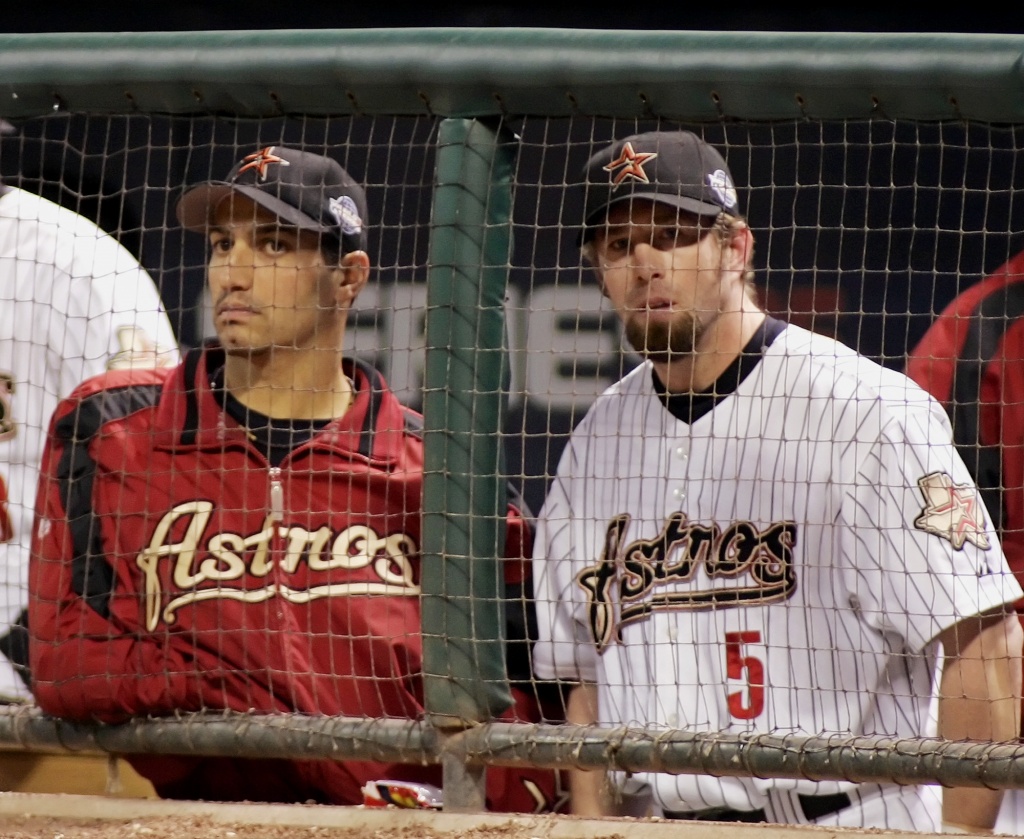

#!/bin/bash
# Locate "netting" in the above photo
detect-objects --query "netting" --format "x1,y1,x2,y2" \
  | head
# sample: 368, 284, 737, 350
3, 102, 1024, 823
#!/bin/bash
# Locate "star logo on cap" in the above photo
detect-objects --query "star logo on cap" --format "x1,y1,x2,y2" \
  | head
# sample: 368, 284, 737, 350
914, 471, 991, 551
237, 147, 290, 181
603, 142, 658, 185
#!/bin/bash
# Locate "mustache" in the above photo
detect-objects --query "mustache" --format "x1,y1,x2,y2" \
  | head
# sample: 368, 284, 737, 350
214, 291, 261, 314
624, 290, 673, 310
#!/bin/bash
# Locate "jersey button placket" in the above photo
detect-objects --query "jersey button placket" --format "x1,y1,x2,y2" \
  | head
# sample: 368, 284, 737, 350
670, 441, 690, 510
267, 466, 287, 622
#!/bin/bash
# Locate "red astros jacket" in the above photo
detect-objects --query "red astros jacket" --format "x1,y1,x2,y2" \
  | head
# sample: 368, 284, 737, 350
28, 345, 563, 812
906, 251, 1024, 602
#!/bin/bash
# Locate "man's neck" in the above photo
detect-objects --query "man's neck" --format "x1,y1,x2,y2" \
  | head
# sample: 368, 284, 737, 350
222, 348, 353, 420
652, 306, 767, 394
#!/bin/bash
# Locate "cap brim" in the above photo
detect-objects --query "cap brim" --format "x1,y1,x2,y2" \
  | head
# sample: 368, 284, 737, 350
176, 182, 329, 236
578, 192, 724, 245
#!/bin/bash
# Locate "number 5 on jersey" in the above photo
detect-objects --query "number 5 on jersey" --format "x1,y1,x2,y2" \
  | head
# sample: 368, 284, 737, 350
726, 630, 765, 720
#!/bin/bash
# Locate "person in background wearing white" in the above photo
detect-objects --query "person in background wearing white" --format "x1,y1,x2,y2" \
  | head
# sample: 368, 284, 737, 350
0, 117, 179, 703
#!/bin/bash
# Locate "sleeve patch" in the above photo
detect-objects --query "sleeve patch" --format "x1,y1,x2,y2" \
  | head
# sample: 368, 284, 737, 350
913, 471, 992, 551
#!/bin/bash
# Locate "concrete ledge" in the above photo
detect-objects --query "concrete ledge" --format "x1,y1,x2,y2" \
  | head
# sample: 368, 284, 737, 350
0, 792, 937, 837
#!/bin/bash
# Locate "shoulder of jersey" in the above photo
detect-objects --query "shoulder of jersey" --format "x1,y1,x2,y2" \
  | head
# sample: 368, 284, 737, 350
1, 188, 138, 270
570, 362, 652, 431
596, 362, 650, 402
66, 365, 174, 404
400, 405, 424, 440
1, 188, 102, 234
771, 324, 936, 426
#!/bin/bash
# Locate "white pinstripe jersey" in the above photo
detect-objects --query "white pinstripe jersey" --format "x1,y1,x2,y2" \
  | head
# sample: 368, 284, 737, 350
532, 321, 1023, 828
0, 187, 179, 699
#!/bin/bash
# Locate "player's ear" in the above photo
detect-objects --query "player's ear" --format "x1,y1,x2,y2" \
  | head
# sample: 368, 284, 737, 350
721, 221, 753, 275
333, 250, 370, 306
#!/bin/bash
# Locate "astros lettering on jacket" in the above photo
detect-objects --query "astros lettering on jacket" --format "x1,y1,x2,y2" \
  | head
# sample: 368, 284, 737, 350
133, 500, 419, 631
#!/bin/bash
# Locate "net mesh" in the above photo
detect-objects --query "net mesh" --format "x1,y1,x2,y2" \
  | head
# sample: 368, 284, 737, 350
2, 111, 1024, 814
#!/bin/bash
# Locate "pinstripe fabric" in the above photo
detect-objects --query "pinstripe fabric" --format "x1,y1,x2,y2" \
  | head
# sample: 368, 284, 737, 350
533, 322, 1021, 829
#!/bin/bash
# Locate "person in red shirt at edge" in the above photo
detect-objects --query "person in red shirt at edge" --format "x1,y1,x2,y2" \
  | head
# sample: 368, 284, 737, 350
27, 145, 565, 812
906, 252, 1024, 833
906, 250, 1024, 695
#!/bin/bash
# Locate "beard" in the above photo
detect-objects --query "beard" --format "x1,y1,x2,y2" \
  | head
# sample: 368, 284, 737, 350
624, 309, 703, 364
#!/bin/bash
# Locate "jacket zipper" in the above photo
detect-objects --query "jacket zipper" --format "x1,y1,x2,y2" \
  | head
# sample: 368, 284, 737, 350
268, 466, 285, 524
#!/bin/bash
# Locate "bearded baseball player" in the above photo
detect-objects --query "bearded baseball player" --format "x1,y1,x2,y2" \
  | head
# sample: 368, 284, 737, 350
28, 145, 563, 811
0, 117, 178, 705
531, 130, 1024, 833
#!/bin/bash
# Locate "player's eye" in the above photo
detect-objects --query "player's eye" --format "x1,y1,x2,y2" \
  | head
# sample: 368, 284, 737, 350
599, 235, 630, 259
658, 224, 705, 249
209, 235, 232, 253
261, 237, 290, 256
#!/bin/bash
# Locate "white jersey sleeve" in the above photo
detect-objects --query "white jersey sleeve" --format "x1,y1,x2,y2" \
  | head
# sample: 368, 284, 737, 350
0, 187, 179, 699
839, 379, 1020, 650
532, 447, 601, 684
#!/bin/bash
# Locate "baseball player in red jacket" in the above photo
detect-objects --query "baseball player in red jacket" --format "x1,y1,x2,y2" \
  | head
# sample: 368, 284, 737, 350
27, 145, 563, 812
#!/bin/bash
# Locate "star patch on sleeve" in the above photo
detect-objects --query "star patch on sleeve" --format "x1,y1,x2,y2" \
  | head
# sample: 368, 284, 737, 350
913, 471, 991, 551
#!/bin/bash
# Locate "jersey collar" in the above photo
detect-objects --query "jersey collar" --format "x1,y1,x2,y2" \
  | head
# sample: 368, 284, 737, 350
153, 345, 409, 468
653, 315, 787, 424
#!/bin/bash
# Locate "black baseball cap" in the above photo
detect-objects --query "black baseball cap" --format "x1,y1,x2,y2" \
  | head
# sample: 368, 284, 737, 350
176, 145, 368, 255
579, 130, 740, 243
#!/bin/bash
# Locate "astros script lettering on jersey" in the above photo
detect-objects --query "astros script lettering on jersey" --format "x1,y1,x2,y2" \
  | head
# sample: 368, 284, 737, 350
579, 512, 797, 651
136, 500, 420, 631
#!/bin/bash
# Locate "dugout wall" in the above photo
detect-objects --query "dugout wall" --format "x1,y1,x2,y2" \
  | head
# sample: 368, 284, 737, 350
3, 28, 1024, 809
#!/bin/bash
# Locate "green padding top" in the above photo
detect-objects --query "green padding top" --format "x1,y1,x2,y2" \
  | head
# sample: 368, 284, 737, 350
1, 28, 1023, 120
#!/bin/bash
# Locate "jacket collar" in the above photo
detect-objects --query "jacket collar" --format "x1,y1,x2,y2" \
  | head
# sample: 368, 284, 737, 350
152, 344, 410, 468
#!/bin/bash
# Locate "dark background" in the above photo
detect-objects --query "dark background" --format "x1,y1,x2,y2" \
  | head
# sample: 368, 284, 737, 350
6, 6, 1024, 34
5, 10, 1024, 512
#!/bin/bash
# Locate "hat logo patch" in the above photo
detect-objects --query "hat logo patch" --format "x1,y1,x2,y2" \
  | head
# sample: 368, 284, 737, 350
603, 142, 658, 186
237, 147, 289, 181
329, 195, 363, 237
707, 169, 738, 211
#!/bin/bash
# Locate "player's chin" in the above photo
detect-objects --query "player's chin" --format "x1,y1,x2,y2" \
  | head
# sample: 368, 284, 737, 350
216, 329, 270, 355
625, 317, 695, 359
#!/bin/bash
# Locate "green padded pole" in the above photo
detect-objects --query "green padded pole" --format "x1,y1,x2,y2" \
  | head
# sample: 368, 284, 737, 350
422, 118, 516, 729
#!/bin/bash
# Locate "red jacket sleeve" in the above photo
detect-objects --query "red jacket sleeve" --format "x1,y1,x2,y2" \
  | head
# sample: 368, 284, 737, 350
28, 381, 210, 723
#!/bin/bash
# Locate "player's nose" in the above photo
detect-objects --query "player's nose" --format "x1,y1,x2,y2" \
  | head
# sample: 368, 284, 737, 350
226, 235, 258, 266
211, 239, 256, 289
630, 242, 663, 283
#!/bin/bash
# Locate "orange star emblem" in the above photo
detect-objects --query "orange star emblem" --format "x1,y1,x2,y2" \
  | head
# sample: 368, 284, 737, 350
914, 471, 991, 550
237, 147, 289, 181
603, 142, 658, 185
